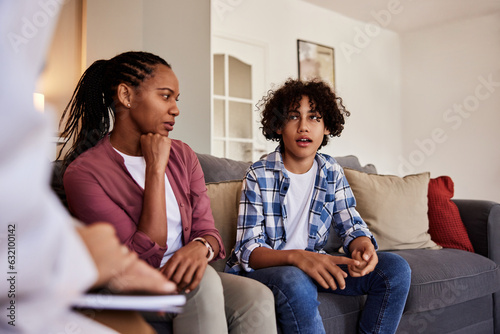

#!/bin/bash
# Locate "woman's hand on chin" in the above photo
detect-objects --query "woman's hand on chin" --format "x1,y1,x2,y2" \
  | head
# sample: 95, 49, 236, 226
141, 133, 172, 172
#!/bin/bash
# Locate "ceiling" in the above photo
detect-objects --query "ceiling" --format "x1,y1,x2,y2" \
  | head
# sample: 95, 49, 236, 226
301, 0, 500, 33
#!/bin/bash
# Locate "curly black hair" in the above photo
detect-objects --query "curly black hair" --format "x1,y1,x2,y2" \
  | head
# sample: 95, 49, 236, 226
259, 79, 349, 150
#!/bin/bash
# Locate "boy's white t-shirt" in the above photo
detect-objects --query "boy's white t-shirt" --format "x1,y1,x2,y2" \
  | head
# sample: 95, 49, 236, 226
282, 160, 318, 250
115, 149, 183, 267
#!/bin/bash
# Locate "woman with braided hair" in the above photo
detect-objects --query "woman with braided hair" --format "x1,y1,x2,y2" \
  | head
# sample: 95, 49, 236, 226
59, 51, 276, 334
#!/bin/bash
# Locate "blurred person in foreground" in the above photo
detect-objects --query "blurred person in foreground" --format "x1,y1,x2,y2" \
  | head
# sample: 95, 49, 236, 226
0, 1, 176, 333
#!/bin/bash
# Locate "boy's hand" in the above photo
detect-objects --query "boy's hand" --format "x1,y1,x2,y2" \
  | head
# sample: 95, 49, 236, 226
348, 236, 378, 277
291, 250, 359, 291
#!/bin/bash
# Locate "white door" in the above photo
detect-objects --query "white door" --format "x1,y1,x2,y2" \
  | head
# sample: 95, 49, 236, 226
212, 35, 267, 162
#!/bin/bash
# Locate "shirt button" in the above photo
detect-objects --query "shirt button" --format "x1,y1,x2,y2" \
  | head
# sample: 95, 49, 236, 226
184, 227, 188, 231
180, 203, 185, 207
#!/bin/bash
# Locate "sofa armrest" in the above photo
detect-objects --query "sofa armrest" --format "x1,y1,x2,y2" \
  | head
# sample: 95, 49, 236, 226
453, 199, 500, 265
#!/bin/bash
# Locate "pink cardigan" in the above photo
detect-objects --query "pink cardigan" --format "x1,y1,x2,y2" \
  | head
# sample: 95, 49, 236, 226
64, 136, 225, 268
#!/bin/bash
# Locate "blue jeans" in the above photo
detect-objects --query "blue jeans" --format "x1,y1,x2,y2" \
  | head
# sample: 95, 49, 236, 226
244, 252, 411, 334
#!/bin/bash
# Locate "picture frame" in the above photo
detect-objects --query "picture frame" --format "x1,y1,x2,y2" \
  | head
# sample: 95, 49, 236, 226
297, 39, 335, 89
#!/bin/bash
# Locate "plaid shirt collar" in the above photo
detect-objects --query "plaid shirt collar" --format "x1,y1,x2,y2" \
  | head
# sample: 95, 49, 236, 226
266, 146, 328, 181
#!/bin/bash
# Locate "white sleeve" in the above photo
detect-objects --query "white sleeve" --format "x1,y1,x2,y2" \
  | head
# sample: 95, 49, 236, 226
0, 1, 116, 333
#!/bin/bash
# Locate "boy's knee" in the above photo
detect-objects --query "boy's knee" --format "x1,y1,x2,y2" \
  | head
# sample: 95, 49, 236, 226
378, 252, 412, 288
265, 266, 311, 285
391, 253, 411, 277
263, 267, 318, 302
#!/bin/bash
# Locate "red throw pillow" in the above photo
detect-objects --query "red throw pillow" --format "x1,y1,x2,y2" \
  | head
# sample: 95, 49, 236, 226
427, 176, 474, 252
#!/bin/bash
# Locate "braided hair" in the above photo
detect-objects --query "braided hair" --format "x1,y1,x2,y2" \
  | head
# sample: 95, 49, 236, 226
58, 51, 170, 167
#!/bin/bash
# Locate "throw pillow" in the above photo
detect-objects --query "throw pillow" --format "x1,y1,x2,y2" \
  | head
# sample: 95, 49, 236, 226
205, 180, 243, 271
343, 168, 440, 251
427, 176, 474, 252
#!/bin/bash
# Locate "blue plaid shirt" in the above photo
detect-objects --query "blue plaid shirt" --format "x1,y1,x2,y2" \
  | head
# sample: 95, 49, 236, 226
225, 147, 377, 274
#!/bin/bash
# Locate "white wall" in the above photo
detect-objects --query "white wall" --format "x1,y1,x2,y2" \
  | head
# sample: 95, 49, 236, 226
212, 0, 403, 173
401, 12, 500, 202
83, 0, 211, 153
84, 0, 143, 65
214, 1, 500, 203
142, 1, 211, 154
53, 1, 500, 203
39, 0, 82, 135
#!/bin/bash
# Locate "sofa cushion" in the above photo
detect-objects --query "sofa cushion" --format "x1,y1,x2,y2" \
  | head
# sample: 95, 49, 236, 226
206, 180, 243, 272
334, 155, 377, 174
396, 295, 494, 334
196, 153, 251, 183
428, 176, 474, 252
196, 153, 375, 183
393, 248, 500, 313
343, 169, 439, 251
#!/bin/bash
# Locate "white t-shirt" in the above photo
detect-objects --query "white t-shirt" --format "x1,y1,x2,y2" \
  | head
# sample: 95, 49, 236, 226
115, 150, 183, 266
282, 160, 318, 250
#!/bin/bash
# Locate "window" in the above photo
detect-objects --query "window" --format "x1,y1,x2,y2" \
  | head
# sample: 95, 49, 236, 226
213, 54, 255, 161
212, 36, 268, 162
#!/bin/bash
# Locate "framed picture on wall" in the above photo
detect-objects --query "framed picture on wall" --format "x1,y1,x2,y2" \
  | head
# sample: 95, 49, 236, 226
297, 39, 335, 89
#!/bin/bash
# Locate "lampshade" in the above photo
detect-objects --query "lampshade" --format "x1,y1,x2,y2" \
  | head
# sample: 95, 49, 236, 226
33, 93, 44, 113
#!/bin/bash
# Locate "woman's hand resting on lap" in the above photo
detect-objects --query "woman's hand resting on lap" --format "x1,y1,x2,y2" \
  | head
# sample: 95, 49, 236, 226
160, 240, 209, 293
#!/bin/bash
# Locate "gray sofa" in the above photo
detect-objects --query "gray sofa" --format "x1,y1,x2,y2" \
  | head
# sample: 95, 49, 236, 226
51, 153, 500, 333
195, 152, 500, 334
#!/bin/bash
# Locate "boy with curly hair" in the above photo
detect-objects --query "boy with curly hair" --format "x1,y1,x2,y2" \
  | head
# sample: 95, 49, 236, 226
226, 79, 411, 334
